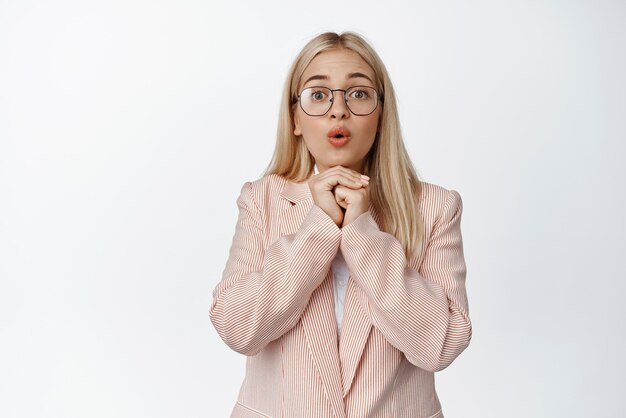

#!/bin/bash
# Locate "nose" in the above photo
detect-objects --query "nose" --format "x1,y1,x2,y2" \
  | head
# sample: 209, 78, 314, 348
328, 90, 349, 119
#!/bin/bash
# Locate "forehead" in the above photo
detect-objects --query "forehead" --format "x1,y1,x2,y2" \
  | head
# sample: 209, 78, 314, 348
300, 48, 376, 86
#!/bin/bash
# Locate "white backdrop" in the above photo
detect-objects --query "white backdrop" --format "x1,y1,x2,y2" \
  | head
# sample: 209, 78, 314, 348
1, 0, 625, 417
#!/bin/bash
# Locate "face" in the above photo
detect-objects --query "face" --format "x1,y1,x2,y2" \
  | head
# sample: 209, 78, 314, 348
293, 48, 381, 174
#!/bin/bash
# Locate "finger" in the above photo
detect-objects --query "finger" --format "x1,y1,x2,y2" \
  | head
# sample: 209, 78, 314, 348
334, 186, 349, 209
334, 185, 369, 206
334, 185, 363, 202
323, 166, 370, 183
314, 172, 367, 190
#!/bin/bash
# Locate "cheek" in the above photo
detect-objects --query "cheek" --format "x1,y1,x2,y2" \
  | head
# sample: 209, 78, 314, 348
301, 137, 324, 161
295, 115, 324, 140
361, 114, 380, 140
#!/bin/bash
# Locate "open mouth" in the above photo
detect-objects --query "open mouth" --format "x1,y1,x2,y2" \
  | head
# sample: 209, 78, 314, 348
327, 126, 351, 146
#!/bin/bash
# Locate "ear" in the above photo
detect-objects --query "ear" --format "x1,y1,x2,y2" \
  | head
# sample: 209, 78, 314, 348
293, 112, 302, 136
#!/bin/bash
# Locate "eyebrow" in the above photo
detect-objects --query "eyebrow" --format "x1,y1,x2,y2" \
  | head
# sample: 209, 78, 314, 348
302, 72, 375, 86
302, 74, 328, 85
347, 72, 375, 84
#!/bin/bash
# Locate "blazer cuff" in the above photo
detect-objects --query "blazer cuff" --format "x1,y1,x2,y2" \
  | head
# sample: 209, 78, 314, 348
341, 211, 383, 244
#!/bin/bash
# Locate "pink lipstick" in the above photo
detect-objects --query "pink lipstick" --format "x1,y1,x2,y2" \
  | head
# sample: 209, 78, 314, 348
327, 126, 351, 147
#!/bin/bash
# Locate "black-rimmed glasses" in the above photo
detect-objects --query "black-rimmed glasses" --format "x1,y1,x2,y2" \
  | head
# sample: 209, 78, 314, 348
297, 86, 382, 116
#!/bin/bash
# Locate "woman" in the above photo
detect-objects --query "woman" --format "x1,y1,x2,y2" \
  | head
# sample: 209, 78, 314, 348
210, 32, 471, 418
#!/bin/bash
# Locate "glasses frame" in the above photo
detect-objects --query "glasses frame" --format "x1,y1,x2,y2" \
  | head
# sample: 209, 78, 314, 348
296, 85, 383, 117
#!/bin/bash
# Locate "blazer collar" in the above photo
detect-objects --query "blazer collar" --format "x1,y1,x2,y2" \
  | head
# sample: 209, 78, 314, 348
280, 179, 312, 204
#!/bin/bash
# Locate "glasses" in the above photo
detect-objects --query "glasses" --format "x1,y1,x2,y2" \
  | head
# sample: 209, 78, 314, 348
297, 86, 382, 116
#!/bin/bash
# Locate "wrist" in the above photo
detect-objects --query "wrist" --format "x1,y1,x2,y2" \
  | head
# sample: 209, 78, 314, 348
341, 207, 368, 227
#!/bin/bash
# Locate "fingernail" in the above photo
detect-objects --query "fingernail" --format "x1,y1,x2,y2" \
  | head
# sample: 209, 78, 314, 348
361, 175, 370, 180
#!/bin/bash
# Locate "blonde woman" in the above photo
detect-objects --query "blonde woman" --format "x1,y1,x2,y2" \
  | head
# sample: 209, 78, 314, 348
210, 32, 471, 418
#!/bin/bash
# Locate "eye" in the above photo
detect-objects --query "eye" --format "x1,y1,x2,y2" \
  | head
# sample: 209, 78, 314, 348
349, 88, 371, 100
308, 88, 328, 102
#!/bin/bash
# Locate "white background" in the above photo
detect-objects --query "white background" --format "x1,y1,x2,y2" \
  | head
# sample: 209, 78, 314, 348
1, 0, 625, 417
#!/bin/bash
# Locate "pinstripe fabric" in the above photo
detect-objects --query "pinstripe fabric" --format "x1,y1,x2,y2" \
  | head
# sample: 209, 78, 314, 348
210, 174, 471, 418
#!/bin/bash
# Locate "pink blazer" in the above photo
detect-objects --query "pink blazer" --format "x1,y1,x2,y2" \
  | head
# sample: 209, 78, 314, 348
210, 174, 471, 418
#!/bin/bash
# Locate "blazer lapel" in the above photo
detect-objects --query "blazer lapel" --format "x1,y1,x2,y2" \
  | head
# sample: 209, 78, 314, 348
338, 204, 381, 397
280, 180, 345, 418
339, 279, 372, 397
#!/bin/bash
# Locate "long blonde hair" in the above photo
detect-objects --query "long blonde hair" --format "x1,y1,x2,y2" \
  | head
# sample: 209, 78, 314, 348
265, 32, 423, 258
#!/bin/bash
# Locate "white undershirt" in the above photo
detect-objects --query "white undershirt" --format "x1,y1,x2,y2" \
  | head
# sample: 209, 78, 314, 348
331, 250, 349, 334
313, 165, 349, 334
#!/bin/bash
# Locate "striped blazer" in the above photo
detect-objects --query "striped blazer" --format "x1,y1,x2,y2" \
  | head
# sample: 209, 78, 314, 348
210, 174, 471, 418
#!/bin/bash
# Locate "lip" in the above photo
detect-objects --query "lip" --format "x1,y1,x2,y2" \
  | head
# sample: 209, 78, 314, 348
327, 126, 351, 147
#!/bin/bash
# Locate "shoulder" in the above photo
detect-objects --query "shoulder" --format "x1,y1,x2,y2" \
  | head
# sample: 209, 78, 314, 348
419, 181, 462, 204
236, 174, 293, 212
418, 181, 463, 226
241, 174, 288, 197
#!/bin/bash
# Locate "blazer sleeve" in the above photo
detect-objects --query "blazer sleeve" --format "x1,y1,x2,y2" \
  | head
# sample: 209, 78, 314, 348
340, 189, 471, 372
210, 182, 341, 355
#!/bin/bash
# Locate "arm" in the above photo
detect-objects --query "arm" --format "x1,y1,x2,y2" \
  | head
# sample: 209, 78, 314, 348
340, 189, 471, 372
210, 182, 341, 355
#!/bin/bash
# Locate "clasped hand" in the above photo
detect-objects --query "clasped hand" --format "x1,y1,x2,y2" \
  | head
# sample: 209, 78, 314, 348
308, 166, 370, 228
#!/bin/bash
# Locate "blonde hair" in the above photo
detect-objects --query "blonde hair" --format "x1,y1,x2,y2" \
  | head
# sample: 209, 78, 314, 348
265, 32, 423, 258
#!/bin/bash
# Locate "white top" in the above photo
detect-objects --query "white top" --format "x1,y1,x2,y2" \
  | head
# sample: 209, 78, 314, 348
331, 250, 349, 334
313, 165, 349, 334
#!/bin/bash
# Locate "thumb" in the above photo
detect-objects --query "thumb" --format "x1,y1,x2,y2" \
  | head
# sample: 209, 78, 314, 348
334, 186, 349, 209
